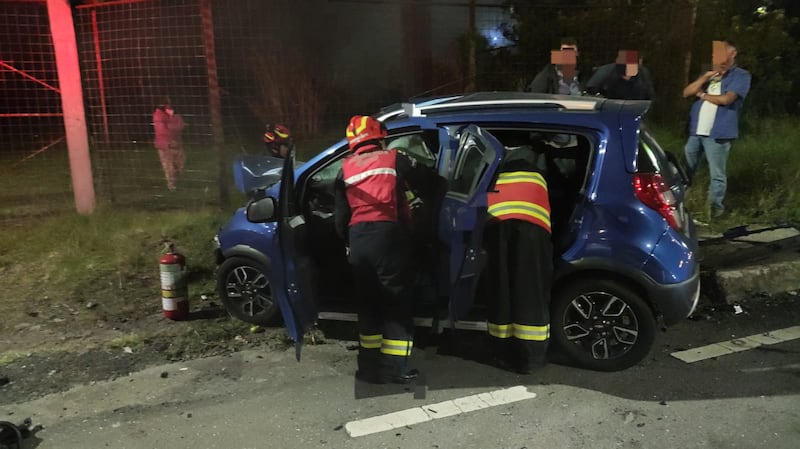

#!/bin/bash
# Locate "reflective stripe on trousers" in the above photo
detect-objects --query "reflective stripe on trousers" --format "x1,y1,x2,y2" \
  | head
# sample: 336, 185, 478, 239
360, 334, 413, 356
381, 338, 413, 357
360, 333, 382, 349
488, 322, 550, 341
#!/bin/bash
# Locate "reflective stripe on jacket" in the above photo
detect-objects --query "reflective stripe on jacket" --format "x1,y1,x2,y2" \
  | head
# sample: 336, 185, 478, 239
487, 170, 552, 233
342, 146, 401, 225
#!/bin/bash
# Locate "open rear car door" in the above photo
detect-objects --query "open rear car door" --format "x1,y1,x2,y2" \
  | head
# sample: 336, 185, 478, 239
438, 125, 506, 322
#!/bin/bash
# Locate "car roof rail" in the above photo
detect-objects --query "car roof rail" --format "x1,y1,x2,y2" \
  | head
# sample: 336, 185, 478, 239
379, 93, 603, 121
378, 95, 462, 121
408, 98, 600, 117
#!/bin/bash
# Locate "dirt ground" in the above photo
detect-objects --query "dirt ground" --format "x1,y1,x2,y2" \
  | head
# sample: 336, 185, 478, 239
0, 296, 294, 406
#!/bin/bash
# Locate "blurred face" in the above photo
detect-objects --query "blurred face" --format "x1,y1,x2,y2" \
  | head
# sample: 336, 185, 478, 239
165, 106, 174, 116
552, 49, 577, 79
713, 41, 737, 74
616, 50, 639, 78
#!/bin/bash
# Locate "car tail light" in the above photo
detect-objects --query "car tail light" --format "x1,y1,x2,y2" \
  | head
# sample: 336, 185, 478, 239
634, 173, 683, 231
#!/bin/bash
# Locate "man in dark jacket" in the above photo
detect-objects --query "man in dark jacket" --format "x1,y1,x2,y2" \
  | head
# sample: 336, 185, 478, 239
585, 50, 656, 100
333, 115, 420, 384
526, 37, 582, 95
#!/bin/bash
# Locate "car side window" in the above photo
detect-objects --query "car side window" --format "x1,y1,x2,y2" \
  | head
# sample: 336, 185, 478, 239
637, 139, 660, 173
311, 157, 343, 183
301, 150, 346, 218
450, 133, 490, 196
386, 133, 436, 168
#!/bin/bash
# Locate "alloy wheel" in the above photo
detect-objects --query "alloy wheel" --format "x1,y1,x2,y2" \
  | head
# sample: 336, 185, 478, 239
224, 265, 274, 319
562, 291, 640, 360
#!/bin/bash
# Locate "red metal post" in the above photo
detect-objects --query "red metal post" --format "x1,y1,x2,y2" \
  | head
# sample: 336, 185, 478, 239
91, 9, 110, 144
47, 0, 96, 214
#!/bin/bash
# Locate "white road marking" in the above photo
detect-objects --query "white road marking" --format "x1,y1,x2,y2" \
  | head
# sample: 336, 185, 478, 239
739, 363, 800, 373
344, 385, 536, 438
671, 325, 800, 363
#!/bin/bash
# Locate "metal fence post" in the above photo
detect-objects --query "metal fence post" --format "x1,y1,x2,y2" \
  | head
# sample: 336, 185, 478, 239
47, 0, 95, 214
200, 0, 228, 209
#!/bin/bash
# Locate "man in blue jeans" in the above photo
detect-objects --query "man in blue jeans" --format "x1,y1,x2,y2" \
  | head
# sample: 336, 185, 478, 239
682, 39, 751, 218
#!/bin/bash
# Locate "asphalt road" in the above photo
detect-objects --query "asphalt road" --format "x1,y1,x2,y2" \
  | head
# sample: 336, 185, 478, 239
5, 295, 799, 449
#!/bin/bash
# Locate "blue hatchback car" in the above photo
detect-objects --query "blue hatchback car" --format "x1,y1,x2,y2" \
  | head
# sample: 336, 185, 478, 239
214, 92, 700, 371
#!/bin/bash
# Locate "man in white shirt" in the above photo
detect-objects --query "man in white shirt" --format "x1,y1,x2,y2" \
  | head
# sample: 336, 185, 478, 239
682, 40, 751, 218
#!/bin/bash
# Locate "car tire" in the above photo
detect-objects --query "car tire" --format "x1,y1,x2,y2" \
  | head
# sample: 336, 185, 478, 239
217, 257, 282, 326
551, 279, 656, 371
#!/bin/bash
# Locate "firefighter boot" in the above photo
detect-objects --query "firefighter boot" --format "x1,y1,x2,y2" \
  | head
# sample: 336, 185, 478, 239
487, 336, 517, 372
516, 340, 548, 374
355, 349, 382, 384
380, 356, 419, 384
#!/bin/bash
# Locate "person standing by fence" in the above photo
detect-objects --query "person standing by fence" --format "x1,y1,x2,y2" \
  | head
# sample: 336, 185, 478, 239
682, 39, 751, 218
152, 97, 186, 191
526, 37, 582, 95
585, 50, 655, 100
263, 123, 292, 158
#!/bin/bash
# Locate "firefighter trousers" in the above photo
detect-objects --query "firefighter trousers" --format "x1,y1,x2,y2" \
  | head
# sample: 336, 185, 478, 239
484, 219, 553, 371
348, 222, 415, 376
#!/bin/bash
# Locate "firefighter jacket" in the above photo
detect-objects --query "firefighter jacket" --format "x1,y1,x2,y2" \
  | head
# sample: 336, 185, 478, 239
487, 169, 552, 234
334, 144, 414, 239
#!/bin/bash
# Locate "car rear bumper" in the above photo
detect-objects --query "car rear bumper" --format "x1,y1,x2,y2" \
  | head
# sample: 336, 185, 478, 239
647, 265, 700, 326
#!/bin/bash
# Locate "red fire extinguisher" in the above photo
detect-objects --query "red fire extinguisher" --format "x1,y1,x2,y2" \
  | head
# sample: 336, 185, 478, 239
159, 242, 189, 320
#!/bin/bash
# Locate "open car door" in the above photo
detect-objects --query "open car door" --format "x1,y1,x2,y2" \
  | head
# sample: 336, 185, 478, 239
438, 125, 506, 322
274, 147, 318, 360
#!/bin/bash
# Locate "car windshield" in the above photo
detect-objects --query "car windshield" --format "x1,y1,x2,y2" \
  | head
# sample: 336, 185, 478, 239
233, 154, 286, 193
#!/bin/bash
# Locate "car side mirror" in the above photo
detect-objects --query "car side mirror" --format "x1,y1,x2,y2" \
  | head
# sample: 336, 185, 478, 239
246, 197, 277, 222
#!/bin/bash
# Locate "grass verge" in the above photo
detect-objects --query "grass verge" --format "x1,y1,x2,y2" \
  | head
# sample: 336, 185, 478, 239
650, 116, 800, 231
0, 207, 248, 360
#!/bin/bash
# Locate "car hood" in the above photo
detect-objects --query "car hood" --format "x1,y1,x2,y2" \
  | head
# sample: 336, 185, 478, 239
232, 154, 285, 193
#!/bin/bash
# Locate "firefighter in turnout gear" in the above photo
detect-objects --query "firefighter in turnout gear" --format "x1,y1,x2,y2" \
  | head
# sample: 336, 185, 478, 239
484, 144, 553, 374
333, 115, 419, 384
263, 123, 292, 158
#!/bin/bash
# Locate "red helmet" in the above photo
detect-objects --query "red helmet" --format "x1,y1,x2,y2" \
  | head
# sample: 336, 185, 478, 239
345, 115, 387, 150
264, 124, 291, 145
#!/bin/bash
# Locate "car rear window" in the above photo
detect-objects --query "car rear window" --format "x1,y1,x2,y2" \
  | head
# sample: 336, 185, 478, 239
637, 131, 678, 180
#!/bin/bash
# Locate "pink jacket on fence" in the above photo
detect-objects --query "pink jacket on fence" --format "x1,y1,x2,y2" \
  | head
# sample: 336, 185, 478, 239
153, 107, 186, 151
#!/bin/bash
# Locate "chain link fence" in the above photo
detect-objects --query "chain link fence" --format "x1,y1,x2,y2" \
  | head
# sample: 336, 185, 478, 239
1, 0, 702, 225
